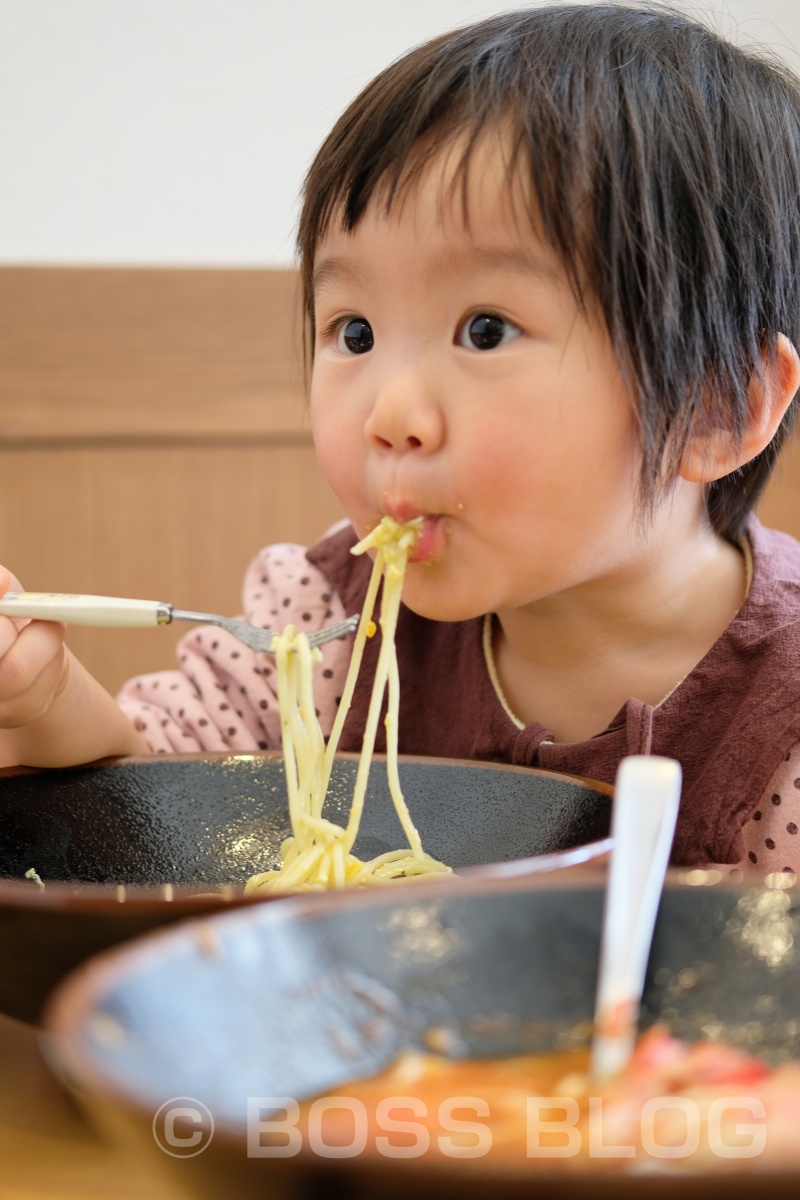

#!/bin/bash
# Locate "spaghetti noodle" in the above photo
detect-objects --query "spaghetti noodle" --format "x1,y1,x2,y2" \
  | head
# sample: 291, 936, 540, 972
244, 517, 451, 893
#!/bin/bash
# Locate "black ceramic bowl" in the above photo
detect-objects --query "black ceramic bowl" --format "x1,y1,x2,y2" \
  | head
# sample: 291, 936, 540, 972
42, 869, 800, 1200
0, 752, 611, 1021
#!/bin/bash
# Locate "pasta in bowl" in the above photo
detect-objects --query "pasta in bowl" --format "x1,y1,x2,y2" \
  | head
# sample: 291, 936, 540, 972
0, 513, 612, 1022
0, 755, 611, 1022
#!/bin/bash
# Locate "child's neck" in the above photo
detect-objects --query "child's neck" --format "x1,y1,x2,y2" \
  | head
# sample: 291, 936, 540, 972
492, 520, 748, 744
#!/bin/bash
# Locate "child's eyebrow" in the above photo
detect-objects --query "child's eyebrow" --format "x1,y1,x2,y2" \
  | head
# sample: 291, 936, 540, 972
313, 245, 564, 298
312, 256, 366, 296
451, 245, 565, 285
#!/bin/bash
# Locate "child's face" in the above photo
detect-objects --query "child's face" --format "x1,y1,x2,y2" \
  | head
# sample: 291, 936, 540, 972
309, 140, 651, 622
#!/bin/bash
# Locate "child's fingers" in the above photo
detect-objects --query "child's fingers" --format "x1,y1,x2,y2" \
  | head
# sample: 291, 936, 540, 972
0, 565, 24, 597
0, 568, 30, 635
0, 619, 68, 727
0, 611, 30, 658
0, 618, 67, 692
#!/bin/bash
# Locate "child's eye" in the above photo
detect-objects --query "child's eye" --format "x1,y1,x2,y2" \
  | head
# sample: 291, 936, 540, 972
458, 313, 521, 351
337, 317, 374, 355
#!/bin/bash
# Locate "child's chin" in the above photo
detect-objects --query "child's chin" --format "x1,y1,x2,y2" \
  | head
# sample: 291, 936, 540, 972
401, 577, 485, 625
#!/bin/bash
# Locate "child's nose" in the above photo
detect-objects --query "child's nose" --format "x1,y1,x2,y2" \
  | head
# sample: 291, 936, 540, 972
364, 371, 445, 454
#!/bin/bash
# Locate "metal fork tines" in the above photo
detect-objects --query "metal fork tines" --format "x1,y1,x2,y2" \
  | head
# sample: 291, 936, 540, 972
165, 608, 360, 653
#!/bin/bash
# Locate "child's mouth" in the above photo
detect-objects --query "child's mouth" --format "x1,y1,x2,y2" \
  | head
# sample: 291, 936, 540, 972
379, 503, 446, 563
407, 515, 444, 563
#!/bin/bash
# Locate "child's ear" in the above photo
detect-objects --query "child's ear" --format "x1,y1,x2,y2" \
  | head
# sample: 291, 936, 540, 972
679, 333, 800, 483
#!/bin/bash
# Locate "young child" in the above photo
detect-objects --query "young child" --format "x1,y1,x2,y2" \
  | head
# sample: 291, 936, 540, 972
3, 3, 800, 873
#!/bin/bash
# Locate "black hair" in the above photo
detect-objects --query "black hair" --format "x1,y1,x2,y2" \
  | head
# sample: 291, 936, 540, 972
298, 3, 800, 539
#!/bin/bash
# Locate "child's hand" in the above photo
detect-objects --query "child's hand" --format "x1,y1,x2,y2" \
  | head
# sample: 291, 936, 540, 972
0, 565, 69, 730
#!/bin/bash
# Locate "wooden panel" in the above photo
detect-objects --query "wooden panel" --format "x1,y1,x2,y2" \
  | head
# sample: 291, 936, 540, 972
0, 267, 308, 440
0, 266, 342, 696
0, 443, 344, 695
757, 429, 800, 541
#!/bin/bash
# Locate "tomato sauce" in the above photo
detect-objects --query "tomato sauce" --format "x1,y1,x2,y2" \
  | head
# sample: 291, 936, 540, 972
295, 1027, 800, 1172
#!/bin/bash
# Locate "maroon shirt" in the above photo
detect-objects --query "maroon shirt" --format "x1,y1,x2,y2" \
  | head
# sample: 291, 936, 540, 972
307, 516, 800, 865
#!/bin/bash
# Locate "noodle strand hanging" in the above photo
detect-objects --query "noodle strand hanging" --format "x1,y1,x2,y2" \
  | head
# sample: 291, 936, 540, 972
245, 517, 451, 893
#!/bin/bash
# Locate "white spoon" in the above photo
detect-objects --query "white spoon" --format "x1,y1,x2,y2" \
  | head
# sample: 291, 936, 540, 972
590, 754, 682, 1080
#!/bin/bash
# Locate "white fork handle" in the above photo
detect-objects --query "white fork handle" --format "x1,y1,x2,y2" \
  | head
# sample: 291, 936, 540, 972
0, 592, 171, 628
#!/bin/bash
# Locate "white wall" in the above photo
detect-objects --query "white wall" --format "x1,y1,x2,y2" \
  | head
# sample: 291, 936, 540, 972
1, 0, 799, 266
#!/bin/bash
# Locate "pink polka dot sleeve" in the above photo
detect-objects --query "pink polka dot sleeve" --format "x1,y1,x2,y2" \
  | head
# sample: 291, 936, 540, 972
116, 543, 351, 754
734, 744, 800, 873
702, 742, 800, 876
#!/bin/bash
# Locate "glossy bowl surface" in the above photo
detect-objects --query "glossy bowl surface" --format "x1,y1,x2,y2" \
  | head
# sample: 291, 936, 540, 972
42, 869, 800, 1199
0, 752, 611, 1020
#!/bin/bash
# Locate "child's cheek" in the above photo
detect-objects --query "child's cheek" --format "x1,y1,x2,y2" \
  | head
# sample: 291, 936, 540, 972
312, 417, 357, 502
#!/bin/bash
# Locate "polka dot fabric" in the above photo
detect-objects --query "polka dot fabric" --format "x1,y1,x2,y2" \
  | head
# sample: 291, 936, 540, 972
117, 543, 350, 754
117, 531, 800, 873
701, 745, 800, 875
734, 745, 800, 873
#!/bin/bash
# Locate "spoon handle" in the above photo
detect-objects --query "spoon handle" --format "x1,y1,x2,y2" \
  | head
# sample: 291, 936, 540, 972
590, 754, 682, 1080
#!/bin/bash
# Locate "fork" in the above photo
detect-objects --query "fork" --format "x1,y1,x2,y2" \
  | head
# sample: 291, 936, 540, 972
0, 592, 359, 655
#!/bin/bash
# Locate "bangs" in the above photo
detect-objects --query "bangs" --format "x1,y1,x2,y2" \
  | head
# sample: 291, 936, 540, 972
297, 3, 800, 538
298, 17, 595, 328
